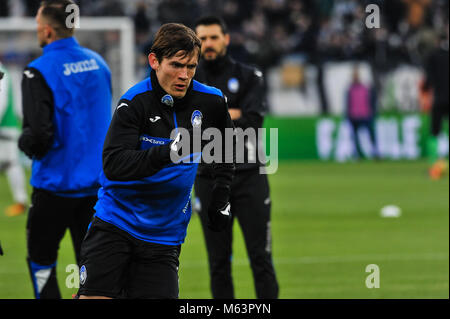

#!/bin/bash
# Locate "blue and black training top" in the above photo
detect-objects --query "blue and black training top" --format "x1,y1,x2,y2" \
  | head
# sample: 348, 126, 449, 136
94, 70, 235, 245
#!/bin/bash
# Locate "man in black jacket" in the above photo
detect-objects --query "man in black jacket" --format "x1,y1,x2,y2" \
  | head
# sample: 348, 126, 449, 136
194, 16, 279, 299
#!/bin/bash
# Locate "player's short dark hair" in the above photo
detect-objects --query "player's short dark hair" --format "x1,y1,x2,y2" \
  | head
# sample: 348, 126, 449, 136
150, 23, 201, 62
194, 16, 228, 34
40, 0, 77, 38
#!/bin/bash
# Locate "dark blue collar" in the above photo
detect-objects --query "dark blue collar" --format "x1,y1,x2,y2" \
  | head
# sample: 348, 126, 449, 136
43, 37, 79, 54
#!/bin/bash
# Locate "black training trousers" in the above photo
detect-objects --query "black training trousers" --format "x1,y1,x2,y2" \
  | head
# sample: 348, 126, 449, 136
26, 188, 96, 298
194, 169, 279, 299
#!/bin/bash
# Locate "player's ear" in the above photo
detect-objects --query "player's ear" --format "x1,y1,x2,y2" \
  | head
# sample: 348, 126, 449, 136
45, 24, 52, 38
148, 53, 159, 70
224, 33, 230, 46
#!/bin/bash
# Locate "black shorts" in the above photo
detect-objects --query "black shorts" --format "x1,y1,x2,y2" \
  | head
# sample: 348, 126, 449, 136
77, 217, 181, 299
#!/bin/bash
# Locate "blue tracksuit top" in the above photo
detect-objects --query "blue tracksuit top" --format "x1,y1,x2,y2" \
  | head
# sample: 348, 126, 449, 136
27, 37, 112, 196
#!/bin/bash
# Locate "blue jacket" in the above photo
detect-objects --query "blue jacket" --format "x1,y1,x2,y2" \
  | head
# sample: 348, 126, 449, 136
21, 37, 112, 196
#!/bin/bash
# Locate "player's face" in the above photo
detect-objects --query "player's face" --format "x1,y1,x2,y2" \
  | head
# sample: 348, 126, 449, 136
149, 50, 199, 99
196, 24, 230, 61
36, 7, 50, 48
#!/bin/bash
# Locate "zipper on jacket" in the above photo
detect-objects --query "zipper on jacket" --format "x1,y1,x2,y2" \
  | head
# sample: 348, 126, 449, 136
172, 111, 178, 134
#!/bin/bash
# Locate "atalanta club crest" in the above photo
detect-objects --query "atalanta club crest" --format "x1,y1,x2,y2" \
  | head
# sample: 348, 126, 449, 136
79, 265, 87, 285
191, 110, 203, 128
161, 94, 174, 107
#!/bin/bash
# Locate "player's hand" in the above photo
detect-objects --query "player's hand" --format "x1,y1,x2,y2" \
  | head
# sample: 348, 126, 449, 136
228, 108, 242, 120
169, 132, 182, 152
173, 128, 205, 154
154, 131, 187, 166
208, 202, 231, 232
207, 186, 232, 232
156, 128, 206, 166
169, 128, 207, 161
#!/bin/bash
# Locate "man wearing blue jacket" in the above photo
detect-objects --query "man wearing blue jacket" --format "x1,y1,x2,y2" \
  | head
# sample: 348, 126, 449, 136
19, 0, 112, 299
76, 23, 234, 299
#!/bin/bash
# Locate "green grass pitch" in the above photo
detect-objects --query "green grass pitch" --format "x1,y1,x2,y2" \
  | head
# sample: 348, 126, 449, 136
0, 160, 448, 299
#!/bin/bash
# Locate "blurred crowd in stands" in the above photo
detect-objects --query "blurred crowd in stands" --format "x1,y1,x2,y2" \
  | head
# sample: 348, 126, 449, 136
1, 0, 448, 70
1, 0, 448, 115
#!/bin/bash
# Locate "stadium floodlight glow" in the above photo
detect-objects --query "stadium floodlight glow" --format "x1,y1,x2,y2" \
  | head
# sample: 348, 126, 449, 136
0, 17, 136, 98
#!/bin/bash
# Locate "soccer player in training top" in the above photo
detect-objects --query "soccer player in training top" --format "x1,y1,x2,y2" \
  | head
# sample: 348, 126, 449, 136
19, 0, 112, 298
76, 23, 234, 299
194, 16, 279, 299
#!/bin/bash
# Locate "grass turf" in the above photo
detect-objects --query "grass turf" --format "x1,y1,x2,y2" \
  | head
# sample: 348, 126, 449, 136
0, 160, 448, 299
